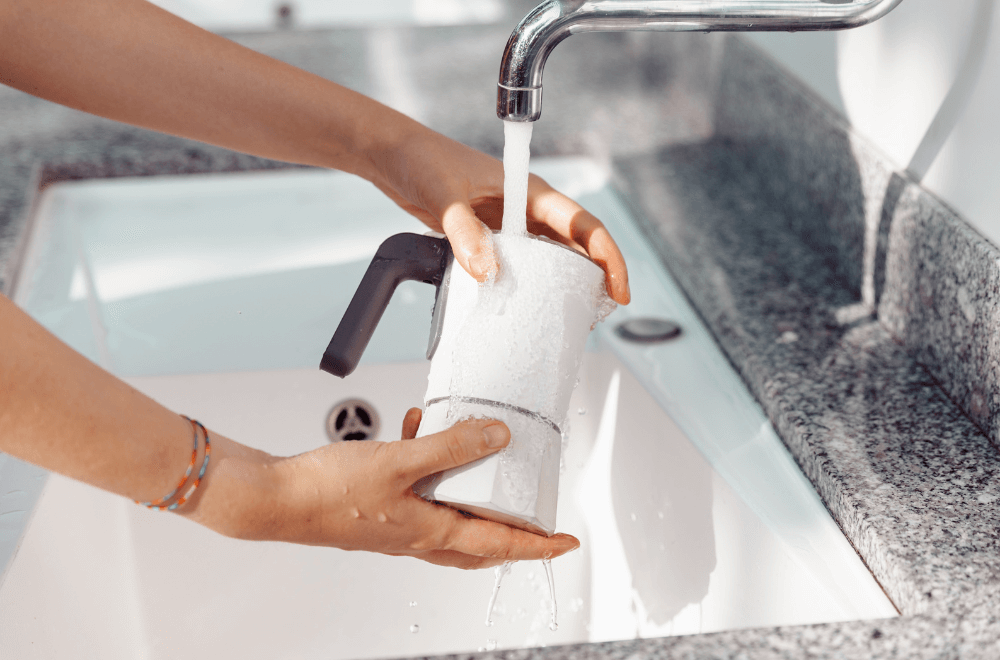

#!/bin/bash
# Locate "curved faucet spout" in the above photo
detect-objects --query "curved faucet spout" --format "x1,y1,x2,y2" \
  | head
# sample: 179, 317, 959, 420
497, 0, 904, 122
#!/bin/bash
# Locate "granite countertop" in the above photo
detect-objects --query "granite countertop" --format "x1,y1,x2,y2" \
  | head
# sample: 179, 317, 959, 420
2, 10, 1000, 659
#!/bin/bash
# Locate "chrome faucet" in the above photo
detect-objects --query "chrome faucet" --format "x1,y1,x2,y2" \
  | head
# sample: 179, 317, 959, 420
497, 0, 904, 122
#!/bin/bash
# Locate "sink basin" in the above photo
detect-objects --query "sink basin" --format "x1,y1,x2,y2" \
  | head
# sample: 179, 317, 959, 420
0, 158, 897, 658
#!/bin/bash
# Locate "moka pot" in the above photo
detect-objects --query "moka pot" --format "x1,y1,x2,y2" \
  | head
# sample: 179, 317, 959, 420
320, 232, 609, 536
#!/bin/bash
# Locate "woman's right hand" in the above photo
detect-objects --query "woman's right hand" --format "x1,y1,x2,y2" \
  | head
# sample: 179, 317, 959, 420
366, 122, 631, 306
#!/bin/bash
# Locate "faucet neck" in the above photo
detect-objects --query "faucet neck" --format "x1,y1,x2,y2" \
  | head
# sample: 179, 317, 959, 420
497, 0, 904, 122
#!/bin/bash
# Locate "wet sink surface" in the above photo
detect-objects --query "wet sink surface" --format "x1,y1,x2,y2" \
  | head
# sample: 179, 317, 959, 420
0, 159, 897, 658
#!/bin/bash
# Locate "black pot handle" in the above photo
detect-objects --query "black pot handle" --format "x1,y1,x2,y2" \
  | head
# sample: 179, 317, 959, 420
320, 233, 452, 378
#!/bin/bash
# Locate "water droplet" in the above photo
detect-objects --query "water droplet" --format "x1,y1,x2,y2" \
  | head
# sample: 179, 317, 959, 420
409, 601, 418, 607
630, 512, 637, 522
486, 639, 497, 651
410, 624, 419, 633
574, 377, 580, 388
377, 512, 388, 523
549, 622, 559, 631
657, 511, 664, 520
577, 407, 586, 415
350, 508, 361, 519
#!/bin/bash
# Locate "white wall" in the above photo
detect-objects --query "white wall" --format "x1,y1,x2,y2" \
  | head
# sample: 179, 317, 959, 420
745, 0, 1000, 247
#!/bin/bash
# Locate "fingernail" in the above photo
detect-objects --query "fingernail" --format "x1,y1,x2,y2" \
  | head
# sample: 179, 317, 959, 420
468, 251, 498, 282
483, 423, 509, 448
558, 534, 580, 551
468, 252, 487, 281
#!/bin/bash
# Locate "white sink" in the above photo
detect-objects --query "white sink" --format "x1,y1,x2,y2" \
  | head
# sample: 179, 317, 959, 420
0, 159, 897, 659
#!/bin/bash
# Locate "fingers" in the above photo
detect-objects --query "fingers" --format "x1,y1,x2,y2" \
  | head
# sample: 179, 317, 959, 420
411, 549, 508, 570
441, 513, 580, 563
441, 201, 498, 282
526, 176, 631, 305
408, 499, 580, 567
400, 407, 422, 440
390, 419, 510, 483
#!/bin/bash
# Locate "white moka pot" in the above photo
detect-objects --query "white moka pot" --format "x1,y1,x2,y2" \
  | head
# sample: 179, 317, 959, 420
321, 231, 609, 536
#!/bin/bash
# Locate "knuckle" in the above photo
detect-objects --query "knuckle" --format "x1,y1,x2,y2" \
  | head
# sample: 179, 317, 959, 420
376, 443, 410, 484
442, 432, 469, 466
489, 544, 515, 562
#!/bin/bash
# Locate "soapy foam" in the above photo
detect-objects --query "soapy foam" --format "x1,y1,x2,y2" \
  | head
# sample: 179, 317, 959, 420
447, 235, 608, 423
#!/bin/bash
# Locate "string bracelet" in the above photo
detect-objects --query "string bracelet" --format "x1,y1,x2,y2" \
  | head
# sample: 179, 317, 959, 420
166, 419, 211, 512
136, 414, 198, 508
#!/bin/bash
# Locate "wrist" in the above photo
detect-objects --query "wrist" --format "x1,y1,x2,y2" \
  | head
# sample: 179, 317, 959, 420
173, 431, 284, 541
342, 102, 432, 188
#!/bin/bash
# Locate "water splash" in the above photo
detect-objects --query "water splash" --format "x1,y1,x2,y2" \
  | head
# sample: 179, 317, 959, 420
486, 561, 513, 626
543, 558, 558, 631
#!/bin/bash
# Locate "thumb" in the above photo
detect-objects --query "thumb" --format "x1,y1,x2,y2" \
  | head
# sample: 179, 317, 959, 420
441, 202, 498, 282
393, 419, 510, 483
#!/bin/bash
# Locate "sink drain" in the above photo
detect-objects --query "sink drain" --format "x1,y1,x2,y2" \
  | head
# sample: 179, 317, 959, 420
326, 399, 381, 442
615, 317, 682, 343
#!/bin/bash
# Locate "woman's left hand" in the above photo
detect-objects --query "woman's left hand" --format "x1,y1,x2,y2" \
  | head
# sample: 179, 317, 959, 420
197, 408, 579, 569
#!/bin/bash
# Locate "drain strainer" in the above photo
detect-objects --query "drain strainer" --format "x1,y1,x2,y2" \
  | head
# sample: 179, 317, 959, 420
326, 398, 381, 442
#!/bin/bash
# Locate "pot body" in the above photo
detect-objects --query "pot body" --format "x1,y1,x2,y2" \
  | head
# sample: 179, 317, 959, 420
415, 233, 608, 536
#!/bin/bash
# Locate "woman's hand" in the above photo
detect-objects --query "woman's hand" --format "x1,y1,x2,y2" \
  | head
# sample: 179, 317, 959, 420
368, 124, 631, 305
192, 409, 579, 569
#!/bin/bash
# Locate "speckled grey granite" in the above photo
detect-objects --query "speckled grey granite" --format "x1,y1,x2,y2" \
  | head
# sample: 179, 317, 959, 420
3, 15, 1000, 659
708, 36, 1000, 457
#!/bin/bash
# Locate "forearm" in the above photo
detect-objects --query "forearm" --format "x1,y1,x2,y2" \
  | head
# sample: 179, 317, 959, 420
0, 0, 418, 181
0, 295, 579, 564
0, 294, 275, 534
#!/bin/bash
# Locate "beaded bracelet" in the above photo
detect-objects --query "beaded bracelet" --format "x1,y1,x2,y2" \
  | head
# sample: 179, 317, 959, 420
139, 417, 212, 512
164, 420, 211, 512
135, 415, 199, 508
